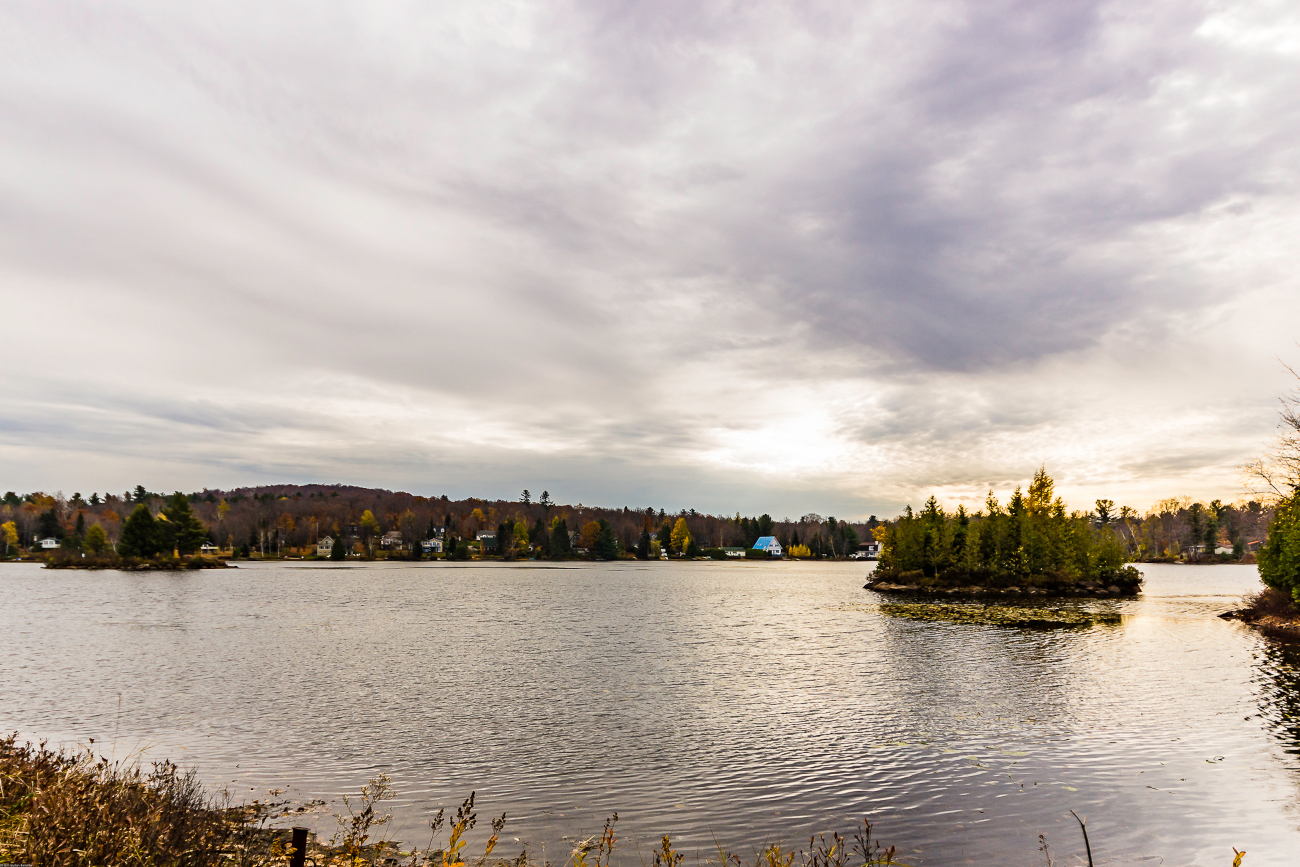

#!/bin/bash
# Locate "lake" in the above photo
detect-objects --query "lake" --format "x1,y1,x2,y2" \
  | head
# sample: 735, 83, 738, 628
2, 560, 1297, 865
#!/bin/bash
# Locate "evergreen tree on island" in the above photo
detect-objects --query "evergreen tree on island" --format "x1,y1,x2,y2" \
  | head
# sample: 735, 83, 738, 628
117, 504, 163, 558
161, 492, 206, 555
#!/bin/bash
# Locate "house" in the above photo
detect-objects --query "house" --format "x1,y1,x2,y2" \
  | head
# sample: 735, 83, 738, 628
853, 541, 881, 560
37, 537, 59, 550
380, 531, 402, 549
753, 536, 783, 557
476, 531, 497, 553
200, 542, 220, 555
317, 536, 334, 557
1215, 545, 1235, 556
721, 547, 747, 558
421, 538, 444, 554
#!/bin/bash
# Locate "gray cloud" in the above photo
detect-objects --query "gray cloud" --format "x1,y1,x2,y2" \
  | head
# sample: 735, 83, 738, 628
1, 0, 1297, 516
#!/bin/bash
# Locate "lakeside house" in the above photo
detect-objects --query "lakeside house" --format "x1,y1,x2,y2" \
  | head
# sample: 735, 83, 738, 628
476, 531, 497, 553
380, 531, 402, 549
854, 541, 881, 560
316, 536, 334, 557
721, 547, 747, 558
753, 536, 783, 557
421, 538, 443, 554
199, 542, 219, 555
37, 537, 59, 549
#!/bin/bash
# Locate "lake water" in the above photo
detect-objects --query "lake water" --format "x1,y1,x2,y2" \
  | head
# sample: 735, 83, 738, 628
2, 560, 1298, 865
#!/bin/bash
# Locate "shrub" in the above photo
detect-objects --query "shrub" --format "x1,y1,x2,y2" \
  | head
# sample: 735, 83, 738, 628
1259, 494, 1300, 603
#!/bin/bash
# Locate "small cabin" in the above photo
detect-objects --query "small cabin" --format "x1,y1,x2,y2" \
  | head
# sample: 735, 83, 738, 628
37, 537, 59, 550
752, 536, 783, 557
199, 542, 219, 555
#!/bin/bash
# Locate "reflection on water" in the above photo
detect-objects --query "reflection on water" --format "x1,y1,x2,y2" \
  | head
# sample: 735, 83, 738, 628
1255, 635, 1300, 761
2, 560, 1299, 865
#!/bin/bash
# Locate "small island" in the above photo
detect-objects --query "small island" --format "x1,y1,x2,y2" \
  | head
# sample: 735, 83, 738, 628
865, 468, 1143, 598
40, 493, 232, 570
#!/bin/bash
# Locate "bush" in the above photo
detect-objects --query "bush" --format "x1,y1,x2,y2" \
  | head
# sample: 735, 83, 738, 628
1259, 494, 1300, 603
1242, 586, 1299, 620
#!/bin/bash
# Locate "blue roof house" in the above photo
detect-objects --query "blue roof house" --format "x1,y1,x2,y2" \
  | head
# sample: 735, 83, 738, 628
753, 536, 783, 557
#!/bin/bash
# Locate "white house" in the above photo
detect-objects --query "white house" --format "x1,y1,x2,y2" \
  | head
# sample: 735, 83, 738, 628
380, 531, 403, 549
421, 538, 444, 554
199, 542, 220, 555
317, 536, 334, 557
721, 547, 747, 558
37, 537, 59, 550
752, 536, 783, 557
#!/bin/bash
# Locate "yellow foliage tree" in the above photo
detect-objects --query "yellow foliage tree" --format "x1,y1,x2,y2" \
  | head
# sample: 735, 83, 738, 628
580, 520, 601, 550
1, 521, 17, 556
670, 517, 691, 553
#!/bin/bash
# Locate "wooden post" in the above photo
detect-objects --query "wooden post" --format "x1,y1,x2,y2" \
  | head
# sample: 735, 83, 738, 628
290, 826, 309, 867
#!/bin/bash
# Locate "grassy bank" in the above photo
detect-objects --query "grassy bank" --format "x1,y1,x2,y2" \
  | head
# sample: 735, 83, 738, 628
0, 736, 909, 867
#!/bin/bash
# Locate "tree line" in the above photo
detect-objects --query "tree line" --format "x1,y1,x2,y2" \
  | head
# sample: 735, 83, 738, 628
0, 477, 1276, 564
0, 484, 882, 561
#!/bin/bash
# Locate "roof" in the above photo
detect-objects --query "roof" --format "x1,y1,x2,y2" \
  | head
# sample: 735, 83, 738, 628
753, 536, 779, 548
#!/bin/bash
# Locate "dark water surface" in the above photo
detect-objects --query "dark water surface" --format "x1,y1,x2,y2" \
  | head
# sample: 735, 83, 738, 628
3, 560, 1299, 865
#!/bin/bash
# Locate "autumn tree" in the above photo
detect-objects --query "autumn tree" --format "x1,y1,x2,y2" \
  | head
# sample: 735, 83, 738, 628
670, 517, 691, 555
359, 510, 380, 556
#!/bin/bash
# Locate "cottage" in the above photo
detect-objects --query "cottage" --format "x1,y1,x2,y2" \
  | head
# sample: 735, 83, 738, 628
752, 536, 783, 557
317, 536, 334, 557
37, 537, 59, 550
199, 542, 220, 555
380, 531, 402, 549
476, 531, 497, 553
421, 538, 444, 554
853, 541, 881, 560
721, 547, 748, 558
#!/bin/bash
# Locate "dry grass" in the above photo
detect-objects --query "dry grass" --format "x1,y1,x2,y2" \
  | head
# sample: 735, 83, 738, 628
0, 735, 906, 867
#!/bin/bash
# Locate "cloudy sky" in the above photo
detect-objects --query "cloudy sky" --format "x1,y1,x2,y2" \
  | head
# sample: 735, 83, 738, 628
3, 0, 1299, 519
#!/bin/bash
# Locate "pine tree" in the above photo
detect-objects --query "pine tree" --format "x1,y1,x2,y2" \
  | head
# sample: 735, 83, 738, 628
162, 492, 207, 555
636, 529, 651, 559
593, 519, 619, 560
331, 535, 346, 560
549, 518, 572, 558
118, 504, 162, 558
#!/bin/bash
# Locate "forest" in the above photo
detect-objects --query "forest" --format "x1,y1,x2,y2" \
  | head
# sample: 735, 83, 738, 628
0, 476, 1275, 563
